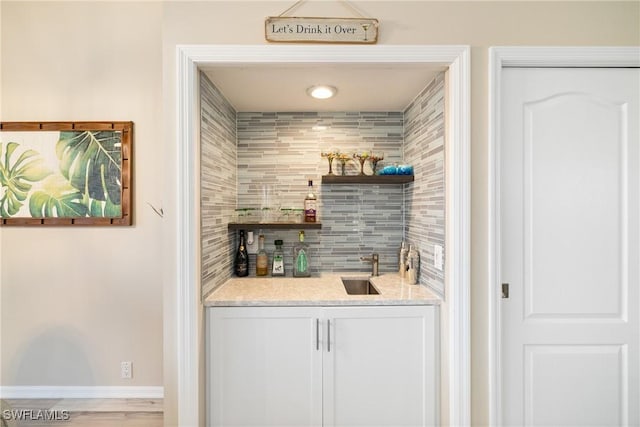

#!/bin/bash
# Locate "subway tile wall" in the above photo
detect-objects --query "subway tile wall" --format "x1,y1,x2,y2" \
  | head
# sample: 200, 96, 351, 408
236, 112, 404, 275
404, 73, 446, 295
201, 72, 237, 297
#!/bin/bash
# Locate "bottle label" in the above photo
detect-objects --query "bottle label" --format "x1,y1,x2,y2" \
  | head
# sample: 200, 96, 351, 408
235, 261, 248, 276
272, 255, 284, 275
304, 200, 317, 222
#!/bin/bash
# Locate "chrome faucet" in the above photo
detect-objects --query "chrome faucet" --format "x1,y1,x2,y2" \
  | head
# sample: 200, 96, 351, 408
360, 253, 379, 276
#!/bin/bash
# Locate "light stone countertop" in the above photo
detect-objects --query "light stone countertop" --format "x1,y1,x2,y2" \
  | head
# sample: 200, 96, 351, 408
204, 273, 441, 307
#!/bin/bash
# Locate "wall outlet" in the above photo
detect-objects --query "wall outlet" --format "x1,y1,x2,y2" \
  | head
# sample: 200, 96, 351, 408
434, 245, 444, 271
121, 361, 132, 379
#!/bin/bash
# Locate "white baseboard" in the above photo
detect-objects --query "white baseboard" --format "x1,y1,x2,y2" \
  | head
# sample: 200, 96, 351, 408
0, 386, 163, 399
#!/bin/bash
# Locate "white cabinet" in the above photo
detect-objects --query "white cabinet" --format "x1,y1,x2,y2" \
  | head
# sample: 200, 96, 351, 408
207, 307, 322, 426
207, 305, 439, 427
323, 306, 439, 427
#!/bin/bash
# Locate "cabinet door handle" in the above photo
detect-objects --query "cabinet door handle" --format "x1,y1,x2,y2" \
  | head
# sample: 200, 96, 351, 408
327, 319, 331, 352
315, 318, 320, 350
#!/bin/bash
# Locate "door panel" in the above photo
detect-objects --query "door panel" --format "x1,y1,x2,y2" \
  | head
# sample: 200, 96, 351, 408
524, 345, 625, 427
501, 68, 639, 426
523, 92, 626, 319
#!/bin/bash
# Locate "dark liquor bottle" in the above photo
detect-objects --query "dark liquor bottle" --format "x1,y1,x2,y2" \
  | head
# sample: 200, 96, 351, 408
234, 230, 249, 277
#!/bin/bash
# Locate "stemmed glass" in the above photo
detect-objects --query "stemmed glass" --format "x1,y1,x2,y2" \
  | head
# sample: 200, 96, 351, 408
353, 151, 370, 175
336, 152, 351, 176
321, 150, 337, 175
370, 151, 385, 175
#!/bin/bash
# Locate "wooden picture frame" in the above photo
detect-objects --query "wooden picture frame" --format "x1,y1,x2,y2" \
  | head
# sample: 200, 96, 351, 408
0, 121, 132, 226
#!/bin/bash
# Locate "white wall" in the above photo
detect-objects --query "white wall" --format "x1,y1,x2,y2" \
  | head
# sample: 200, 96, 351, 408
1, 1, 163, 389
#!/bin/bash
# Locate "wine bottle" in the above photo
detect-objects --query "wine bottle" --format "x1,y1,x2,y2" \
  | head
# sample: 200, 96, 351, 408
304, 180, 317, 223
234, 230, 249, 277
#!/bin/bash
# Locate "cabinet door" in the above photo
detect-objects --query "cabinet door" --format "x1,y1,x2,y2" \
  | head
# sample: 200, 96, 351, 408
322, 306, 439, 427
207, 307, 323, 427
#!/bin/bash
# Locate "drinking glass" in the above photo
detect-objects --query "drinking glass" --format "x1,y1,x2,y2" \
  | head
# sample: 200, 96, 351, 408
370, 151, 385, 175
353, 151, 370, 175
321, 149, 337, 175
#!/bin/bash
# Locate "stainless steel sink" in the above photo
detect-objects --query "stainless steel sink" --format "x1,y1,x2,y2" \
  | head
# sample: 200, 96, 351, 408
341, 277, 380, 295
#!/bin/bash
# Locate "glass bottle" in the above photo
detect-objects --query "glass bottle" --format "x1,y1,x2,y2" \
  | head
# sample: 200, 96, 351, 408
234, 230, 249, 277
399, 240, 408, 278
407, 244, 420, 285
304, 180, 317, 223
256, 234, 268, 276
272, 239, 285, 276
293, 231, 310, 277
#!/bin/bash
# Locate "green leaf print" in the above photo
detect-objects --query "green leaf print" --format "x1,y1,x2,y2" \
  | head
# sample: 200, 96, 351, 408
0, 142, 51, 217
56, 130, 122, 205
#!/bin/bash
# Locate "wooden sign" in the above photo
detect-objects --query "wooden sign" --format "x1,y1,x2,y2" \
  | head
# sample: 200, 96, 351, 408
265, 17, 378, 44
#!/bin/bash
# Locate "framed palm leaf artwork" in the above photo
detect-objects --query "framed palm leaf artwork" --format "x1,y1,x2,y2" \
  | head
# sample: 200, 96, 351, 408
0, 122, 132, 226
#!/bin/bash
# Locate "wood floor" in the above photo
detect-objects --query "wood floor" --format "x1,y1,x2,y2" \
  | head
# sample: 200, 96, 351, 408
1, 399, 162, 427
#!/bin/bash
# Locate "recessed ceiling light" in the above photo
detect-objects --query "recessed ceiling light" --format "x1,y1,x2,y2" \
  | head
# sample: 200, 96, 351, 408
307, 85, 337, 100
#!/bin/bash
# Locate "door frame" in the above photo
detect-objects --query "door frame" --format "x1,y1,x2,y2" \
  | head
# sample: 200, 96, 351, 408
175, 44, 470, 426
488, 46, 640, 426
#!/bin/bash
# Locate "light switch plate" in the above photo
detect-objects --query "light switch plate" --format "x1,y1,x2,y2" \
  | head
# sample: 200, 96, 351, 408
434, 245, 443, 271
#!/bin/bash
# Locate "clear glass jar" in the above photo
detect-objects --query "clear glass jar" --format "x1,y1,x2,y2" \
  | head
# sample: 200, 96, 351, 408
292, 208, 304, 223
260, 207, 274, 223
278, 208, 292, 223
245, 208, 258, 223
234, 208, 247, 223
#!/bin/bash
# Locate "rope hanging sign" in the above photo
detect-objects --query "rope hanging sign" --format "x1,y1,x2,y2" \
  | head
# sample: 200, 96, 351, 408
265, 0, 378, 44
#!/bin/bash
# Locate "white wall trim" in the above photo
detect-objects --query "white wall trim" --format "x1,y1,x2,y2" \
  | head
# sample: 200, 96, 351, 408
446, 46, 471, 427
175, 45, 200, 427
0, 386, 164, 399
488, 46, 640, 68
487, 45, 640, 427
175, 44, 470, 427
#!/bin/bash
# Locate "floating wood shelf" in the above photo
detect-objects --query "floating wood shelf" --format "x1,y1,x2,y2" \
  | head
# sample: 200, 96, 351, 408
228, 222, 322, 230
321, 175, 414, 184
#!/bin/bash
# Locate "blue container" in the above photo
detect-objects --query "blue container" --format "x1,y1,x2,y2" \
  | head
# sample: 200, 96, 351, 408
380, 165, 398, 175
397, 164, 414, 175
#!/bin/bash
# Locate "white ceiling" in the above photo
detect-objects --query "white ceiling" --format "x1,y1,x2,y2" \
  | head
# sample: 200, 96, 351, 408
202, 64, 445, 112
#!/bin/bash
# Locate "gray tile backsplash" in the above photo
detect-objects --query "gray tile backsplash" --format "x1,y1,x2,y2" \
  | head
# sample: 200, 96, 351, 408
236, 112, 404, 275
200, 72, 237, 297
236, 111, 404, 210
201, 72, 445, 296
404, 73, 446, 295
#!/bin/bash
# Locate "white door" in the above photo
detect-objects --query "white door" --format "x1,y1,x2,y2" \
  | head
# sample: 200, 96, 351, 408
207, 307, 323, 427
501, 68, 639, 426
323, 306, 439, 427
